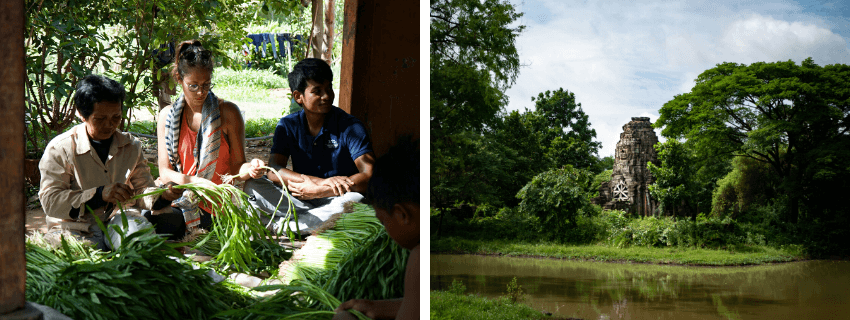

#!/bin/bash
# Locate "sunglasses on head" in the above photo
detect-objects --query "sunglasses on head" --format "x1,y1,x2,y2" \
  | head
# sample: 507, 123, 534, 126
179, 41, 211, 61
182, 49, 212, 61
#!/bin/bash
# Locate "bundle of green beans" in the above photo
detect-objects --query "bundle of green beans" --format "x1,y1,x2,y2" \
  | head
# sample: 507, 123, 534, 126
280, 203, 410, 304
316, 231, 409, 302
214, 279, 368, 320
279, 202, 383, 283
189, 232, 292, 275
132, 177, 292, 273
25, 228, 253, 319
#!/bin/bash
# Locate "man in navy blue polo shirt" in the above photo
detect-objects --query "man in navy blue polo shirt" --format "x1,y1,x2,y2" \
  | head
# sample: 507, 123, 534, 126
244, 58, 375, 234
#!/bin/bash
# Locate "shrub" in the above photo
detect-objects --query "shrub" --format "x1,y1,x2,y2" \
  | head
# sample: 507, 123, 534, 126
503, 277, 525, 304
215, 68, 289, 89
590, 169, 612, 197
449, 279, 466, 295
431, 207, 541, 242
516, 166, 595, 238
711, 157, 776, 218
127, 120, 156, 135
244, 117, 278, 138
561, 204, 607, 244
605, 212, 751, 249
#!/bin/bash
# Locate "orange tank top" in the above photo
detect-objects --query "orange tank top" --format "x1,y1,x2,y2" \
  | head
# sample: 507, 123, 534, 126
178, 114, 231, 213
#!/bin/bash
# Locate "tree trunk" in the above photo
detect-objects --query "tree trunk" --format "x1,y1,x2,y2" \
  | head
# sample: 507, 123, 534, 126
309, 0, 324, 59
323, 0, 335, 64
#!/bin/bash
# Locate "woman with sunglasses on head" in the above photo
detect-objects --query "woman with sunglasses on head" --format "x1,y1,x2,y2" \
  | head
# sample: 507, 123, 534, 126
155, 39, 266, 234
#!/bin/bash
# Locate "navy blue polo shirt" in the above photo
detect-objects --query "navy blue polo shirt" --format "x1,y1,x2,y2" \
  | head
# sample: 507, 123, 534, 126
271, 106, 372, 178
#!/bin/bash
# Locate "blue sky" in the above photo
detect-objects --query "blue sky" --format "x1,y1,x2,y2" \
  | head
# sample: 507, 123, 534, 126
503, 0, 850, 157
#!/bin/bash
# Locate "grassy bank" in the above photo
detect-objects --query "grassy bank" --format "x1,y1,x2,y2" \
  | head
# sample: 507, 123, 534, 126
125, 118, 278, 138
431, 290, 554, 320
431, 237, 802, 266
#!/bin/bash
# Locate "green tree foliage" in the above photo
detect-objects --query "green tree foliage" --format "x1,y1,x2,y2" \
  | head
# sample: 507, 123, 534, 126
24, 0, 304, 156
430, 0, 523, 211
430, 0, 524, 134
590, 155, 614, 174
431, 87, 602, 211
430, 131, 517, 212
106, 0, 306, 118
489, 88, 601, 207
647, 140, 724, 217
590, 169, 612, 197
711, 156, 777, 218
516, 166, 595, 237
655, 58, 850, 223
25, 0, 117, 156
516, 88, 600, 169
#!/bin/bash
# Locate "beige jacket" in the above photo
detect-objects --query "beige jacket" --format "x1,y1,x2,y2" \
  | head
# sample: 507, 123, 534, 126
38, 124, 167, 229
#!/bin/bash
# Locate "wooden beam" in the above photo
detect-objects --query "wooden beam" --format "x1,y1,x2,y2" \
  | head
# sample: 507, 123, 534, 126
0, 0, 27, 314
338, 0, 418, 157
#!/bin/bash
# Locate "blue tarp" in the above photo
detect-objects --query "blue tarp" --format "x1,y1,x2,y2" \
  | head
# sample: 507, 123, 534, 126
245, 33, 304, 59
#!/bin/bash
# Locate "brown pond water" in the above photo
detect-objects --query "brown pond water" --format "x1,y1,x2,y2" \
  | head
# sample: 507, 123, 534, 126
430, 254, 850, 320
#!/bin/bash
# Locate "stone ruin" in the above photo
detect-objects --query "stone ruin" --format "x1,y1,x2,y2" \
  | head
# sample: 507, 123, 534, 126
593, 117, 660, 216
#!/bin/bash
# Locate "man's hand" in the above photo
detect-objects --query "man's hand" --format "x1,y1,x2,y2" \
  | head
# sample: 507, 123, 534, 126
334, 299, 377, 319
248, 158, 266, 179
288, 174, 324, 200
320, 176, 354, 196
102, 183, 134, 203
161, 183, 185, 201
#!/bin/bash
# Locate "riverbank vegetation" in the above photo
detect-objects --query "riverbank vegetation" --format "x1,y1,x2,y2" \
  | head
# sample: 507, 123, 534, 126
431, 280, 555, 320
430, 0, 850, 262
433, 208, 802, 265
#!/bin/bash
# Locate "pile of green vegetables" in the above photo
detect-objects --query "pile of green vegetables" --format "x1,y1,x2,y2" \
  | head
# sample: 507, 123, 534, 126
25, 223, 365, 319
280, 202, 410, 303
25, 227, 252, 319
25, 184, 408, 319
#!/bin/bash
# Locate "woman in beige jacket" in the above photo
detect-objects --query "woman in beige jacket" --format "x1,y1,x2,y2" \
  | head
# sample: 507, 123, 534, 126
39, 75, 183, 250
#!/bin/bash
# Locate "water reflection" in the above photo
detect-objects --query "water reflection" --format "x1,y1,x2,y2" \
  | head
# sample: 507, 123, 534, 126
431, 254, 850, 320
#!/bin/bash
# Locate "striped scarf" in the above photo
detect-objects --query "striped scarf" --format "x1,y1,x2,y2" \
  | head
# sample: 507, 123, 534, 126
164, 91, 222, 231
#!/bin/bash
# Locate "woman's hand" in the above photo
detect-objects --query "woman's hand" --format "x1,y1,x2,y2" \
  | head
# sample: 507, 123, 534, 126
248, 158, 266, 179
161, 183, 185, 201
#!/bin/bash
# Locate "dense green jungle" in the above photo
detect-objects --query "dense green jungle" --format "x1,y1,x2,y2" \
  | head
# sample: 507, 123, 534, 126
430, 0, 850, 261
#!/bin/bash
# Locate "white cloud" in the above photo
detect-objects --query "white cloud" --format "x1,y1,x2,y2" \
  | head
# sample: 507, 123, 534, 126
501, 0, 850, 158
719, 13, 850, 64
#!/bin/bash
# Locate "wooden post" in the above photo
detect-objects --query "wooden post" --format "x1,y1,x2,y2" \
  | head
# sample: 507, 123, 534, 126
338, 0, 418, 157
0, 0, 28, 314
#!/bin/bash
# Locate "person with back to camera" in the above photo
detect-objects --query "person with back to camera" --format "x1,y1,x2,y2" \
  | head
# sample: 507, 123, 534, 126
333, 136, 420, 320
39, 74, 185, 250
155, 39, 266, 235
244, 58, 376, 234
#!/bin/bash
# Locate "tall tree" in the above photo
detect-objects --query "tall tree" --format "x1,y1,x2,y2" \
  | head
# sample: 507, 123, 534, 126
655, 58, 850, 222
430, 0, 523, 211
527, 88, 601, 169
430, 0, 524, 135
490, 88, 601, 207
431, 87, 601, 211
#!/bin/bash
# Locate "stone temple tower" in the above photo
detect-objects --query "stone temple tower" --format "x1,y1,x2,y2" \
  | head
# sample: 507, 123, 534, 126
593, 117, 660, 216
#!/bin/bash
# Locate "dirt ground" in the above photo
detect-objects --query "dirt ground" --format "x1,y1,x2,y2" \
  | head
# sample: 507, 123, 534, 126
25, 138, 276, 235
